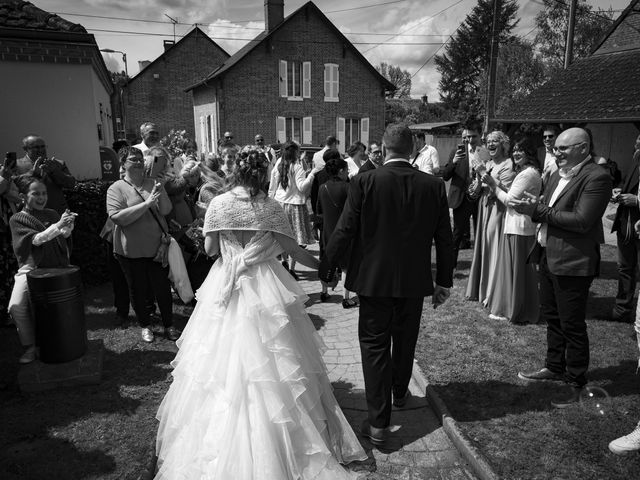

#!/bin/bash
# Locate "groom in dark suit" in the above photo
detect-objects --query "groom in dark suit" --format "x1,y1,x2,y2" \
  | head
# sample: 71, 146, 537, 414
320, 123, 454, 445
515, 127, 612, 407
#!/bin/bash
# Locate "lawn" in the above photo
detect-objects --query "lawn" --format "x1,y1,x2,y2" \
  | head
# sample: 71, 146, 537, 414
414, 243, 640, 480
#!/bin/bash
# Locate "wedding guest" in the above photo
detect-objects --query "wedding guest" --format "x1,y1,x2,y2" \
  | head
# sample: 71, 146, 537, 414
312, 135, 339, 169
133, 122, 161, 154
164, 160, 199, 230
196, 156, 225, 218
171, 138, 198, 177
219, 146, 237, 178
316, 153, 356, 308
483, 138, 541, 323
268, 141, 321, 279
344, 142, 367, 179
9, 174, 75, 363
0, 155, 20, 326
538, 125, 559, 187
16, 135, 76, 214
144, 146, 173, 182
106, 147, 179, 343
515, 128, 611, 408
466, 131, 516, 306
412, 132, 440, 175
442, 125, 490, 265
359, 141, 383, 173
610, 134, 640, 323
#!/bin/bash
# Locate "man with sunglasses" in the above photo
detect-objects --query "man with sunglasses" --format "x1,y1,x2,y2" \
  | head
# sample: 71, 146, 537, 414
538, 125, 560, 186
514, 127, 611, 408
358, 141, 383, 173
16, 134, 76, 214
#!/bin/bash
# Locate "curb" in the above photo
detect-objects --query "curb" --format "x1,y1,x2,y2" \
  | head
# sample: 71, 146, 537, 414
412, 360, 500, 480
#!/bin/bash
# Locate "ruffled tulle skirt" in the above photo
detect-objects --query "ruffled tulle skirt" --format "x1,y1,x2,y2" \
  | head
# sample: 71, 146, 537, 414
154, 257, 367, 479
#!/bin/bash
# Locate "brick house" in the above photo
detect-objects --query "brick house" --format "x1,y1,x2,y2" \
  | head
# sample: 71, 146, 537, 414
493, 0, 640, 173
0, 0, 114, 179
186, 0, 395, 155
125, 26, 229, 143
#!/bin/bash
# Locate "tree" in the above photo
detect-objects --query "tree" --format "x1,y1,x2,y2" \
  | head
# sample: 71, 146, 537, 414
534, 0, 614, 73
434, 0, 520, 123
376, 62, 412, 98
480, 37, 547, 113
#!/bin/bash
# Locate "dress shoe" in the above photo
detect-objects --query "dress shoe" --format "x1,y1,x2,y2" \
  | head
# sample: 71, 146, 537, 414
393, 390, 411, 408
360, 420, 386, 446
164, 326, 181, 341
551, 386, 582, 409
320, 292, 330, 302
342, 298, 358, 309
141, 327, 154, 343
19, 345, 37, 364
609, 421, 640, 454
518, 367, 565, 382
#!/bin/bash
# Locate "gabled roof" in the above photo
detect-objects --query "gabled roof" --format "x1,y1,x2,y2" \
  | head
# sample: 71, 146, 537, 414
591, 0, 640, 55
0, 0, 85, 33
186, 1, 395, 92
493, 1, 640, 124
128, 26, 229, 85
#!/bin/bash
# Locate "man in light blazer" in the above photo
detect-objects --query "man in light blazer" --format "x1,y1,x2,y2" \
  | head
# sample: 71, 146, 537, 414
319, 123, 454, 445
514, 128, 612, 408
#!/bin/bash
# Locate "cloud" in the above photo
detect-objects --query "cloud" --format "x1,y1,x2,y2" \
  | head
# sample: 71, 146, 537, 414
206, 20, 265, 54
100, 52, 124, 72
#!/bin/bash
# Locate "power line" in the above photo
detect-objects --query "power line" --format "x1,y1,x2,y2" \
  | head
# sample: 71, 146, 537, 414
87, 27, 448, 45
362, 0, 468, 54
326, 0, 409, 14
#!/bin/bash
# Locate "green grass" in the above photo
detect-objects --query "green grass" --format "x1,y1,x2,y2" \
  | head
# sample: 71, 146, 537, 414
415, 244, 640, 479
0, 287, 192, 479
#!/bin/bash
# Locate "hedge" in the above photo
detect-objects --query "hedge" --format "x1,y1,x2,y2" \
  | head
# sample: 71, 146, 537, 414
65, 179, 112, 286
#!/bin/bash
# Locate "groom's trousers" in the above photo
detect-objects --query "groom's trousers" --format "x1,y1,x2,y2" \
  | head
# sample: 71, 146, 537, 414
358, 295, 424, 428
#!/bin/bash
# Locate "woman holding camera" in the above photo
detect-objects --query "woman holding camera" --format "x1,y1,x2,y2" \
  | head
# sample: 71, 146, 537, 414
466, 131, 516, 306
106, 147, 179, 343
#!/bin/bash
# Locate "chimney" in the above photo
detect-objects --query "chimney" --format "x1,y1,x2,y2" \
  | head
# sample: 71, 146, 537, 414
138, 60, 151, 71
163, 40, 175, 52
264, 0, 284, 32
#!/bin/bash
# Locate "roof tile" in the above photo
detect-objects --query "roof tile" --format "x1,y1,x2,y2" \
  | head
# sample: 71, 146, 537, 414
0, 0, 86, 33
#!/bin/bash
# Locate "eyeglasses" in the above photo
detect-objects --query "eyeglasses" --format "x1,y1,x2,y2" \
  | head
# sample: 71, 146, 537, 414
255, 138, 264, 142
543, 135, 555, 139
225, 136, 233, 140
553, 142, 586, 153
125, 156, 144, 163
370, 150, 382, 155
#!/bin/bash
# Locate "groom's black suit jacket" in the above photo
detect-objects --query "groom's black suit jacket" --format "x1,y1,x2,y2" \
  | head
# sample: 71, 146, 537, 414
322, 159, 454, 297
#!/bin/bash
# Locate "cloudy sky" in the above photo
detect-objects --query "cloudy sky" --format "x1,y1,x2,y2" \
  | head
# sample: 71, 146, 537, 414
44, 0, 629, 100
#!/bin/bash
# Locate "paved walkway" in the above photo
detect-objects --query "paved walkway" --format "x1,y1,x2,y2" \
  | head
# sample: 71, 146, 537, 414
294, 245, 477, 480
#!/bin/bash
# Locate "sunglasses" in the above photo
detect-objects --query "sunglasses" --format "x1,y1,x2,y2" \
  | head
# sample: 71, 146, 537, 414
225, 136, 233, 140
543, 135, 555, 139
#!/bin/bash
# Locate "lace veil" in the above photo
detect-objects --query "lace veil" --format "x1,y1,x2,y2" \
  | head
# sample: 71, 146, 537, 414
203, 189, 295, 240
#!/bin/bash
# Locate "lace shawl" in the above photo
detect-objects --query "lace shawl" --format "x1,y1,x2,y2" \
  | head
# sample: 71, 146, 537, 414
203, 189, 295, 240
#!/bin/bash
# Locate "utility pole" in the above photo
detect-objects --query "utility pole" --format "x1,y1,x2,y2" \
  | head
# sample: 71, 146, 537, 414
484, 0, 501, 134
564, 0, 578, 68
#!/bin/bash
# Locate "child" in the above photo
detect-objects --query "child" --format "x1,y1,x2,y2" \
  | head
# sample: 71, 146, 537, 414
8, 175, 75, 364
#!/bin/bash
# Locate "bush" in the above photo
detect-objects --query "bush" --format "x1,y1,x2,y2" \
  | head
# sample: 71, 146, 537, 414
65, 179, 112, 285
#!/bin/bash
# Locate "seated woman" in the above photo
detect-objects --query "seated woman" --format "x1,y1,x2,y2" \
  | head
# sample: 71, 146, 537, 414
482, 137, 542, 323
9, 174, 76, 363
106, 146, 179, 343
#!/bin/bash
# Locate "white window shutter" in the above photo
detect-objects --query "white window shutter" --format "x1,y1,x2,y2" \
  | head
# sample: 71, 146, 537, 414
336, 117, 346, 154
279, 60, 288, 97
360, 117, 369, 146
302, 61, 311, 98
276, 116, 287, 144
302, 117, 312, 145
323, 64, 330, 100
334, 65, 339, 100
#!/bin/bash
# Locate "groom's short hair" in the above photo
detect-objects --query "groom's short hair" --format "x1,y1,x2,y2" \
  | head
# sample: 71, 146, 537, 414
383, 123, 413, 157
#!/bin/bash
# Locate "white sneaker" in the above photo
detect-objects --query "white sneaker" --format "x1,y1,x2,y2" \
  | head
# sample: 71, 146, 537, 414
609, 422, 640, 455
19, 345, 37, 364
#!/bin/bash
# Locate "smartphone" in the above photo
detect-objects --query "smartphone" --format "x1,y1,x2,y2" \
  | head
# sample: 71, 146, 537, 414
4, 152, 16, 169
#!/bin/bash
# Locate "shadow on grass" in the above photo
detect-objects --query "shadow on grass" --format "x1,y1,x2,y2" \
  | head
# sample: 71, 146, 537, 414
0, 341, 174, 480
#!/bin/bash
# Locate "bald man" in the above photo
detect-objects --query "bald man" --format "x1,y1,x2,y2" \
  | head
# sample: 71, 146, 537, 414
513, 128, 611, 408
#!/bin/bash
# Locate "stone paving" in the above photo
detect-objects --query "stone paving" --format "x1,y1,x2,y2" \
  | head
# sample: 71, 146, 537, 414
294, 244, 478, 480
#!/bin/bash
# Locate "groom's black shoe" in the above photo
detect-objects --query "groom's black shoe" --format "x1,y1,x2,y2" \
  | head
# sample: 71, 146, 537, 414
360, 420, 386, 446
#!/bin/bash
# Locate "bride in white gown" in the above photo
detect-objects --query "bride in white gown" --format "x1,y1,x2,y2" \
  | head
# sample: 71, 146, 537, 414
154, 149, 367, 479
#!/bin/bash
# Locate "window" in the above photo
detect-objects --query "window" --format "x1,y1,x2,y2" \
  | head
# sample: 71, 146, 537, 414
336, 117, 369, 154
345, 118, 360, 147
279, 60, 311, 100
324, 63, 339, 102
277, 116, 312, 145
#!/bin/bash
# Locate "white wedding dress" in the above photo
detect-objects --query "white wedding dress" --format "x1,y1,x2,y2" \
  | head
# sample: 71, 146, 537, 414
154, 225, 367, 479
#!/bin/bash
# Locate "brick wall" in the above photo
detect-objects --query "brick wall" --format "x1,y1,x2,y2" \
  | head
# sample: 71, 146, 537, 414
193, 6, 386, 149
125, 29, 228, 142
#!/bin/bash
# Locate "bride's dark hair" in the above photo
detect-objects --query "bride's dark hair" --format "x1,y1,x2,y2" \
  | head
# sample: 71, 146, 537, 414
225, 147, 270, 197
